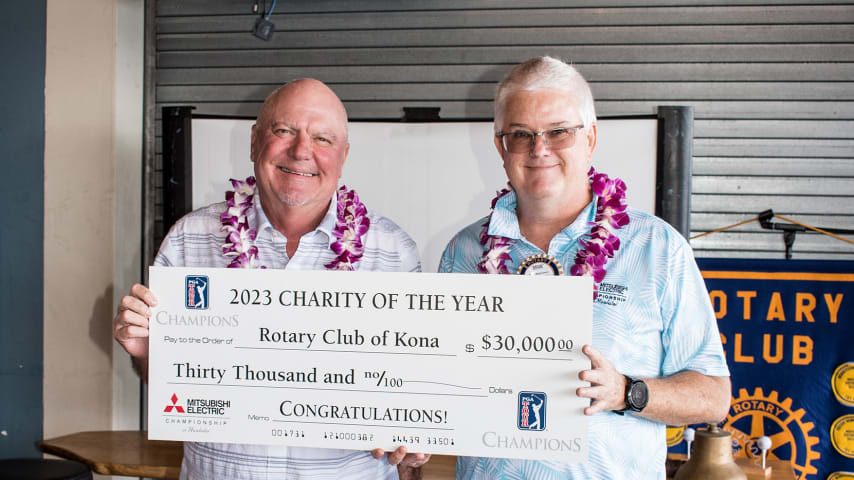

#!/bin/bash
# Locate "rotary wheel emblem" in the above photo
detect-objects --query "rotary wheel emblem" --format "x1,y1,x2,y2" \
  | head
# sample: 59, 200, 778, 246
666, 425, 685, 447
723, 387, 821, 479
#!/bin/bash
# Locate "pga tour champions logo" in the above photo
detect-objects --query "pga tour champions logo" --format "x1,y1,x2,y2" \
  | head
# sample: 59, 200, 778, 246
518, 391, 547, 431
186, 275, 209, 310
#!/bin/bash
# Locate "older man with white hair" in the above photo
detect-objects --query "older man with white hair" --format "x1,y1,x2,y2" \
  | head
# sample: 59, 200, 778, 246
440, 57, 731, 479
114, 78, 430, 479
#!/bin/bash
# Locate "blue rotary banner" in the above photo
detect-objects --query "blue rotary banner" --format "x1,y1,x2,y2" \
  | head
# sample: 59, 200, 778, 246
666, 258, 854, 480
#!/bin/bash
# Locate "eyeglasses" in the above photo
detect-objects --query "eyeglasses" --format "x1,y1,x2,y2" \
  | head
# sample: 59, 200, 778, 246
497, 126, 585, 153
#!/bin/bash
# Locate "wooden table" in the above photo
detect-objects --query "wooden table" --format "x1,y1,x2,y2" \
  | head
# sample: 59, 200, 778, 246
37, 430, 457, 479
42, 432, 794, 480
422, 454, 455, 479
38, 431, 183, 479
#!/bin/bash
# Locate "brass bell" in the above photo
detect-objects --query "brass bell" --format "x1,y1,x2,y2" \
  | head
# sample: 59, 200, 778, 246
674, 424, 746, 480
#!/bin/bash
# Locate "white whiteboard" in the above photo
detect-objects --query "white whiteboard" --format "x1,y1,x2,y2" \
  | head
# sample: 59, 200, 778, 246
191, 119, 657, 273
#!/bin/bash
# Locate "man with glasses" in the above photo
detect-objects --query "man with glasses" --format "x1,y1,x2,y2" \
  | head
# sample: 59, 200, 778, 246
439, 57, 731, 478
114, 79, 429, 479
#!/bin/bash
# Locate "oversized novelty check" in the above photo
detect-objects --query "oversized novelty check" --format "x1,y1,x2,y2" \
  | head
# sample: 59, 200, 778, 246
148, 267, 592, 461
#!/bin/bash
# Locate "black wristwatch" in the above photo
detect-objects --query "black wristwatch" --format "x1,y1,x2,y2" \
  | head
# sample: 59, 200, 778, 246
614, 375, 649, 415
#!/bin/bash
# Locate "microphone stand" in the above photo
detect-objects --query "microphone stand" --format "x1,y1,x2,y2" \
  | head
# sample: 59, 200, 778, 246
758, 209, 854, 259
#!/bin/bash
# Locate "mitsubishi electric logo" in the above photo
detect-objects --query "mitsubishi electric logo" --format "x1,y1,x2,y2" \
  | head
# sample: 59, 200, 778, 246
595, 282, 628, 306
164, 393, 185, 413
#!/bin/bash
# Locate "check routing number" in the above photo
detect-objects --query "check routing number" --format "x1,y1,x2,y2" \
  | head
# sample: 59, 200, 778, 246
148, 267, 592, 461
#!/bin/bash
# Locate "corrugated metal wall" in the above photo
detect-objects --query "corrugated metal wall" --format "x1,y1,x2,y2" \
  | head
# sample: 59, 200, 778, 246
150, 0, 854, 263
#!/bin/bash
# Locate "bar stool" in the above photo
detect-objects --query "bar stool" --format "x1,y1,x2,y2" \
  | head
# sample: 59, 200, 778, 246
0, 458, 92, 480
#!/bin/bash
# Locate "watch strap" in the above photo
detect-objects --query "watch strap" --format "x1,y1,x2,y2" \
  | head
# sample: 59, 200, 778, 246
614, 375, 648, 415
613, 375, 632, 415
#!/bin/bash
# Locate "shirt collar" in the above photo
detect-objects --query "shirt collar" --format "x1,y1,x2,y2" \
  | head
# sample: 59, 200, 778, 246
565, 196, 597, 240
487, 190, 522, 239
487, 189, 598, 242
253, 193, 338, 243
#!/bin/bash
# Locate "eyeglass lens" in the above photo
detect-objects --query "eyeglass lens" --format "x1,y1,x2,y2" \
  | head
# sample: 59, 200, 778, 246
503, 128, 578, 153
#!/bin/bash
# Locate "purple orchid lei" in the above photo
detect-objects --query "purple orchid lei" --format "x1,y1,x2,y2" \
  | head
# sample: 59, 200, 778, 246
220, 177, 369, 270
476, 184, 514, 274
569, 167, 630, 298
477, 167, 629, 299
325, 186, 371, 271
221, 177, 263, 268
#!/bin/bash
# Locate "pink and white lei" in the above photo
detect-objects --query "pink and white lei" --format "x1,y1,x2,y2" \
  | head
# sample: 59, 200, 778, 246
325, 187, 371, 270
220, 177, 369, 270
221, 177, 263, 268
477, 167, 629, 299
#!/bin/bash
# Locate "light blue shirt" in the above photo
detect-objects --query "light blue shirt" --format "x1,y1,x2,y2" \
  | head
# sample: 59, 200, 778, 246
156, 191, 420, 480
439, 190, 729, 480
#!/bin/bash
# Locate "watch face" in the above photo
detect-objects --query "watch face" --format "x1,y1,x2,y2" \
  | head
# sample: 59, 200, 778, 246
629, 381, 649, 410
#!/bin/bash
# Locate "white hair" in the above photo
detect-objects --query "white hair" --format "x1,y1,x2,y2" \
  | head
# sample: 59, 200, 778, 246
494, 56, 597, 133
